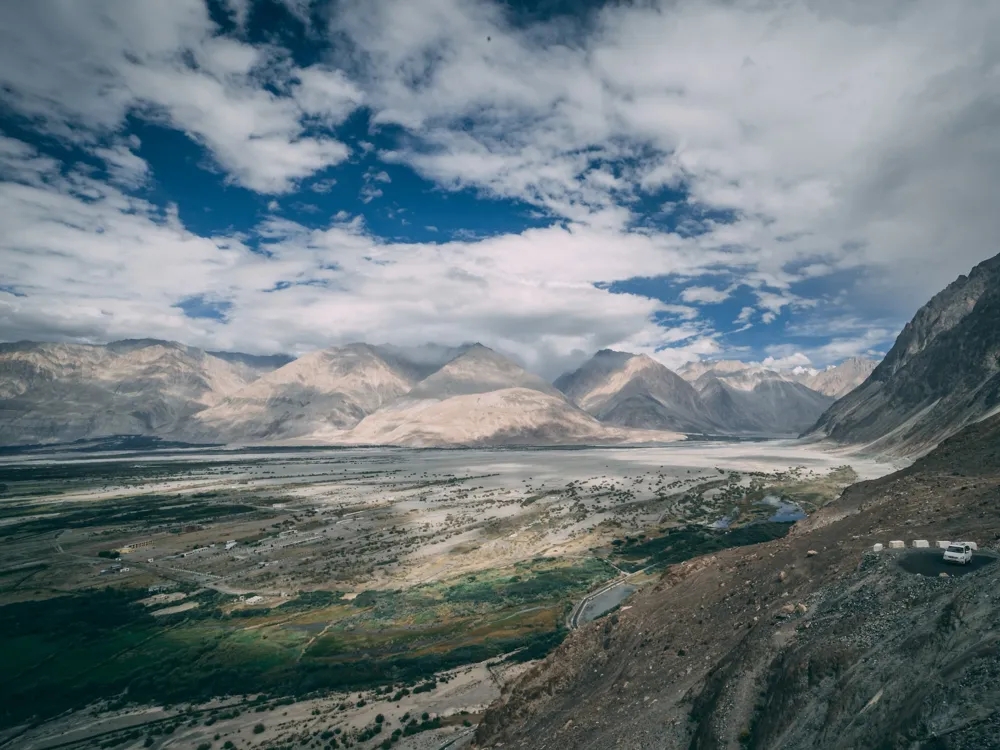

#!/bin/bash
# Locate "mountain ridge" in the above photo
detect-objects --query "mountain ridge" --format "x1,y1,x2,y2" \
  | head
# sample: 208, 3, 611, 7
807, 252, 1000, 454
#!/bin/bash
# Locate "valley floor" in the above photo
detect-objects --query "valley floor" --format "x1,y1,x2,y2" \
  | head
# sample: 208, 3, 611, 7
0, 440, 897, 750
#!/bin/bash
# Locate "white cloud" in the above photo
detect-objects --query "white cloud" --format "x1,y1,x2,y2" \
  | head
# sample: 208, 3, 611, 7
761, 352, 812, 370
680, 286, 730, 304
0, 1, 360, 193
93, 141, 150, 189
765, 327, 892, 367
360, 186, 383, 204
2, 0, 999, 375
310, 178, 338, 193
330, 0, 1000, 314
0, 137, 705, 377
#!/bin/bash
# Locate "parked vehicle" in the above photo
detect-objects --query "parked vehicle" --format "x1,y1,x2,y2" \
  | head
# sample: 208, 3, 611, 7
943, 543, 973, 564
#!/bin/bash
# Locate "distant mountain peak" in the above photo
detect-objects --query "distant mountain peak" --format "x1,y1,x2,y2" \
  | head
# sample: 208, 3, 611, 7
407, 344, 560, 400
554, 349, 723, 434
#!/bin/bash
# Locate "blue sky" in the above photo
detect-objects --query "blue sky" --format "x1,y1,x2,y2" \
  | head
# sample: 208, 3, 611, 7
0, 0, 997, 378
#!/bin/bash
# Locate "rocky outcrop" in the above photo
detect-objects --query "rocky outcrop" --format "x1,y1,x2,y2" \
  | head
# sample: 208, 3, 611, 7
808, 252, 1000, 454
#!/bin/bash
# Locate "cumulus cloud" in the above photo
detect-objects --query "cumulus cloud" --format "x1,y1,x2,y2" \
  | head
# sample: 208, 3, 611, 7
331, 0, 1000, 309
0, 136, 704, 376
93, 139, 150, 189
0, 1, 360, 193
2, 0, 999, 374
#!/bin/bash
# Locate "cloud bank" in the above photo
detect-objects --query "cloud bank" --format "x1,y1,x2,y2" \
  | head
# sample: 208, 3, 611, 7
0, 0, 997, 377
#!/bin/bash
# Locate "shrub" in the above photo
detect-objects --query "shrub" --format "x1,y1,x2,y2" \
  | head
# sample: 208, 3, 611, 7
253, 724, 266, 734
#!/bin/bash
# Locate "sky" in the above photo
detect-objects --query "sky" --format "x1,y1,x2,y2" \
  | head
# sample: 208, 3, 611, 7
0, 0, 998, 380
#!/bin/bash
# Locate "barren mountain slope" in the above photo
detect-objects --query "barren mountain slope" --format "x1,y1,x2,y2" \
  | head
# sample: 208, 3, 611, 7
808, 252, 1000, 454
371, 342, 473, 381
186, 343, 416, 442
342, 345, 681, 447
678, 358, 878, 399
696, 370, 834, 435
555, 350, 721, 433
676, 359, 753, 382
340, 387, 676, 447
475, 414, 1000, 750
406, 343, 561, 399
0, 340, 269, 444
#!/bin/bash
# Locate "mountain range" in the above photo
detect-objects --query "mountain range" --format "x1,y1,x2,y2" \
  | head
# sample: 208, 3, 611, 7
551, 351, 870, 435
0, 337, 870, 448
2, 251, 998, 454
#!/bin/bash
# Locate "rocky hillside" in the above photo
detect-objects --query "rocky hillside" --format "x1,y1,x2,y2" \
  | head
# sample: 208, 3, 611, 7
407, 343, 561, 399
808, 252, 1000, 454
342, 387, 657, 447
557, 352, 834, 436
555, 350, 721, 433
676, 359, 753, 382
474, 413, 1000, 749
0, 340, 280, 444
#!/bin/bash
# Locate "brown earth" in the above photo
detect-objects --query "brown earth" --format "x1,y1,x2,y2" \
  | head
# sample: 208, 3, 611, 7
474, 414, 1000, 750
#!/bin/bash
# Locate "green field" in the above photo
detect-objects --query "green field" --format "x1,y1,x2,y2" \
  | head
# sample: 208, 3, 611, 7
0, 557, 613, 728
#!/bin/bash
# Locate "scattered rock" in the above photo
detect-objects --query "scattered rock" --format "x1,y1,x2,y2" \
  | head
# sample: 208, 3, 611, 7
806, 549, 818, 557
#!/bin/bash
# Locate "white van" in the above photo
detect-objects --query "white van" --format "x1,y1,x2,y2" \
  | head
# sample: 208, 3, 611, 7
943, 543, 973, 565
